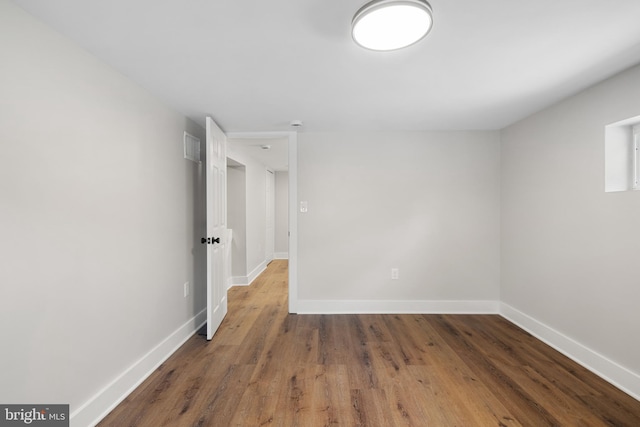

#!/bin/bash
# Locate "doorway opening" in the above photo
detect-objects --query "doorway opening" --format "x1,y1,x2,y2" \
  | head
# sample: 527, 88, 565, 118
226, 131, 298, 314
226, 158, 247, 287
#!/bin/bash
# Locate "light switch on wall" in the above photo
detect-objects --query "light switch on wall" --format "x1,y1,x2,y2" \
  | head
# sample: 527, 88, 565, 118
300, 201, 308, 213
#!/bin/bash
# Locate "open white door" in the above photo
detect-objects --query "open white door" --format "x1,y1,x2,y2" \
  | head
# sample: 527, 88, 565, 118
205, 117, 228, 340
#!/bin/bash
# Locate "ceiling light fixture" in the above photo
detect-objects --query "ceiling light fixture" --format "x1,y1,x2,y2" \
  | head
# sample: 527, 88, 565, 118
352, 0, 433, 51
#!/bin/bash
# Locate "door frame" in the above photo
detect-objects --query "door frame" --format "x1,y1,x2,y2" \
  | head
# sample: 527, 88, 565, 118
226, 130, 298, 314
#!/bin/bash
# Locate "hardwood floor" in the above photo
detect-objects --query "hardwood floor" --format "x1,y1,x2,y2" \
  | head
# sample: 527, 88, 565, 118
99, 260, 640, 426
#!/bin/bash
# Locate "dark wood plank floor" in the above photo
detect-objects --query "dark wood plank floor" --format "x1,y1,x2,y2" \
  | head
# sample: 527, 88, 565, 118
99, 260, 640, 426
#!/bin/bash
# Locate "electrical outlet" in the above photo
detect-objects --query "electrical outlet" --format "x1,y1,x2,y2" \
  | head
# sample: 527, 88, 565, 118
391, 268, 399, 280
183, 282, 190, 297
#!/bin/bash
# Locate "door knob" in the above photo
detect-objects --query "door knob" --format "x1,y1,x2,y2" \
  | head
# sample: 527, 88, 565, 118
201, 237, 220, 244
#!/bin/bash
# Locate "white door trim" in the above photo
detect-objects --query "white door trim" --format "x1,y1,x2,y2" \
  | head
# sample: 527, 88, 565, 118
226, 131, 298, 314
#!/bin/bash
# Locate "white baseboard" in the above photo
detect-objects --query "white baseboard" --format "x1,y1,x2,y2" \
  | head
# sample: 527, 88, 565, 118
230, 276, 249, 286
229, 261, 267, 288
274, 252, 289, 259
296, 299, 499, 314
247, 261, 266, 284
500, 303, 640, 401
71, 309, 207, 427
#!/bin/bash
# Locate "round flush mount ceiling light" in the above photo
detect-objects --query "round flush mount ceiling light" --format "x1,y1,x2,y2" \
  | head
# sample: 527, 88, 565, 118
352, 0, 433, 51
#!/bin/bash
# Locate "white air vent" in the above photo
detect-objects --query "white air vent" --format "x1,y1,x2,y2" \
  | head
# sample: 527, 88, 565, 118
183, 132, 201, 163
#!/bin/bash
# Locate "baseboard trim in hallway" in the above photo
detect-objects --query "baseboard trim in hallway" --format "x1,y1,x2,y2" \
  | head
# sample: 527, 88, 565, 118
296, 299, 499, 314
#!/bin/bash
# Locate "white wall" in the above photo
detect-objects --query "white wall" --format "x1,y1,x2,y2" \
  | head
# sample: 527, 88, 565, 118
227, 145, 268, 283
501, 63, 640, 397
275, 171, 289, 258
296, 131, 501, 313
0, 1, 206, 423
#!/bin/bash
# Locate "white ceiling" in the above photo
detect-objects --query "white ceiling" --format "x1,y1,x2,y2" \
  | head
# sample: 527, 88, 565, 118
229, 137, 289, 172
11, 0, 640, 132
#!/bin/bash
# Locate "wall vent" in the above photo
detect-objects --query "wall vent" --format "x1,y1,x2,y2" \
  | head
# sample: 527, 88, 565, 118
183, 132, 201, 163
